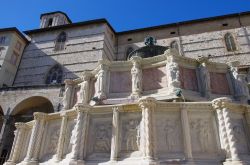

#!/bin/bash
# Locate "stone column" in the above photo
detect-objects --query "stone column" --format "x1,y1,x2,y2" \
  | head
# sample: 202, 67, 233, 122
110, 107, 120, 162
24, 112, 47, 163
130, 56, 142, 99
197, 56, 211, 98
212, 97, 241, 162
70, 105, 91, 163
96, 60, 109, 99
180, 105, 193, 160
139, 97, 157, 163
4, 123, 29, 165
55, 112, 68, 162
79, 109, 90, 161
63, 79, 74, 110
165, 53, 180, 93
212, 98, 231, 157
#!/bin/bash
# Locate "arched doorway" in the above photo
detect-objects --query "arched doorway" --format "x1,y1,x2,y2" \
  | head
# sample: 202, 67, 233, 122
0, 96, 54, 164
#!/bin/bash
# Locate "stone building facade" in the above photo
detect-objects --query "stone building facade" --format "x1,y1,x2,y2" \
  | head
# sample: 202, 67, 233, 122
0, 11, 250, 165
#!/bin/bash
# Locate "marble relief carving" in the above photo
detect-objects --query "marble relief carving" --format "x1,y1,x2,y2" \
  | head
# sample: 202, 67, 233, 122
124, 119, 140, 151
94, 125, 111, 152
190, 118, 214, 153
231, 119, 249, 154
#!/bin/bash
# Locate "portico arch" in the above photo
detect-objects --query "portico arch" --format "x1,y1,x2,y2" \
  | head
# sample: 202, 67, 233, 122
0, 96, 54, 164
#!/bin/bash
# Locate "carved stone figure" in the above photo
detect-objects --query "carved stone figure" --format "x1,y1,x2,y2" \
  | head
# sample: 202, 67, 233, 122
125, 119, 140, 151
62, 79, 73, 110
77, 73, 90, 104
232, 121, 248, 153
199, 120, 211, 152
167, 59, 180, 87
230, 66, 249, 101
94, 125, 110, 152
164, 120, 178, 151
131, 60, 142, 96
199, 62, 210, 97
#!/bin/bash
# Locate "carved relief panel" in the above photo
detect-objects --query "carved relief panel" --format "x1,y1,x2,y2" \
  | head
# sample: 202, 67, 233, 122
64, 118, 76, 155
155, 111, 183, 159
119, 112, 142, 158
86, 113, 112, 161
230, 113, 250, 154
189, 111, 219, 157
41, 120, 61, 160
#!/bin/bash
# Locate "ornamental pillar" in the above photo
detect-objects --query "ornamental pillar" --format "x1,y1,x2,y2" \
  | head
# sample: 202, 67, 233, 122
139, 97, 157, 162
180, 105, 193, 160
212, 98, 231, 157
212, 97, 241, 162
69, 105, 90, 163
130, 56, 142, 98
110, 107, 120, 161
24, 112, 47, 163
55, 112, 68, 162
96, 60, 109, 99
4, 123, 29, 165
63, 79, 74, 110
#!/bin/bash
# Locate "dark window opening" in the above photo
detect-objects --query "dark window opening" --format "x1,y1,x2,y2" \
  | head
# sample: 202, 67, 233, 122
55, 32, 67, 51
224, 33, 237, 52
47, 18, 53, 27
46, 64, 63, 84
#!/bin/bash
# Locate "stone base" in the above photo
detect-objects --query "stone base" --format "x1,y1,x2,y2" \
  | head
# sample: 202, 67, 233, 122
223, 160, 250, 165
19, 160, 39, 165
69, 159, 86, 165
3, 161, 16, 165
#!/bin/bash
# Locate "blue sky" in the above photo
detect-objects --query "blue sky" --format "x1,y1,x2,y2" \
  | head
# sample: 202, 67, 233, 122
1, 0, 250, 32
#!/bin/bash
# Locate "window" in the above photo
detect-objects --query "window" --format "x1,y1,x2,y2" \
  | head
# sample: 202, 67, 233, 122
47, 18, 53, 27
15, 41, 22, 51
0, 36, 6, 45
10, 51, 19, 65
126, 47, 134, 60
170, 41, 179, 53
224, 33, 237, 51
54, 32, 67, 51
46, 64, 63, 84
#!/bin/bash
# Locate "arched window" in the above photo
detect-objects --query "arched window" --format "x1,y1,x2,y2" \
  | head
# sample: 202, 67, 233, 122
46, 64, 63, 84
126, 47, 134, 60
55, 32, 67, 51
224, 33, 237, 51
170, 40, 179, 53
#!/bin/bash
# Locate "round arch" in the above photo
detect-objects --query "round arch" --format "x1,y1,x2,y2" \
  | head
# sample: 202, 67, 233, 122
11, 96, 54, 117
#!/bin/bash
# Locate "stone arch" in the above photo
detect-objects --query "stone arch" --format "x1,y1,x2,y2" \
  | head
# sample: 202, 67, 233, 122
0, 96, 54, 163
11, 96, 54, 117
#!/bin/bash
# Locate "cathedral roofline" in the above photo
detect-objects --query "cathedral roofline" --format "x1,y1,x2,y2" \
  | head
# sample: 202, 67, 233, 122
24, 18, 115, 35
0, 27, 29, 43
23, 10, 250, 36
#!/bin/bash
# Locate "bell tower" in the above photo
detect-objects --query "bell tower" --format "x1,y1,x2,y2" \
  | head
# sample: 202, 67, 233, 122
40, 11, 72, 28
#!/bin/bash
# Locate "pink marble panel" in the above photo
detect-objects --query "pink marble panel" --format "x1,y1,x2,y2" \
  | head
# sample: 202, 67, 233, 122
179, 67, 198, 91
142, 66, 167, 91
210, 72, 230, 95
109, 71, 132, 93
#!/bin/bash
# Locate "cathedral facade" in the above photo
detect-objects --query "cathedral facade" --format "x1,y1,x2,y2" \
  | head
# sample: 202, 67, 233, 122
0, 11, 250, 165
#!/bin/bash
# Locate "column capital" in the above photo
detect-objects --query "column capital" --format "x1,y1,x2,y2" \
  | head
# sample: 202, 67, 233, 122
33, 112, 48, 120
130, 56, 142, 64
138, 97, 157, 110
81, 71, 92, 81
74, 104, 91, 113
15, 122, 29, 130
64, 79, 74, 85
212, 97, 232, 110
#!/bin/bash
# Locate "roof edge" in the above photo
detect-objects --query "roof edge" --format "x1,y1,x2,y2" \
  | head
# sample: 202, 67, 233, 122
0, 27, 29, 43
